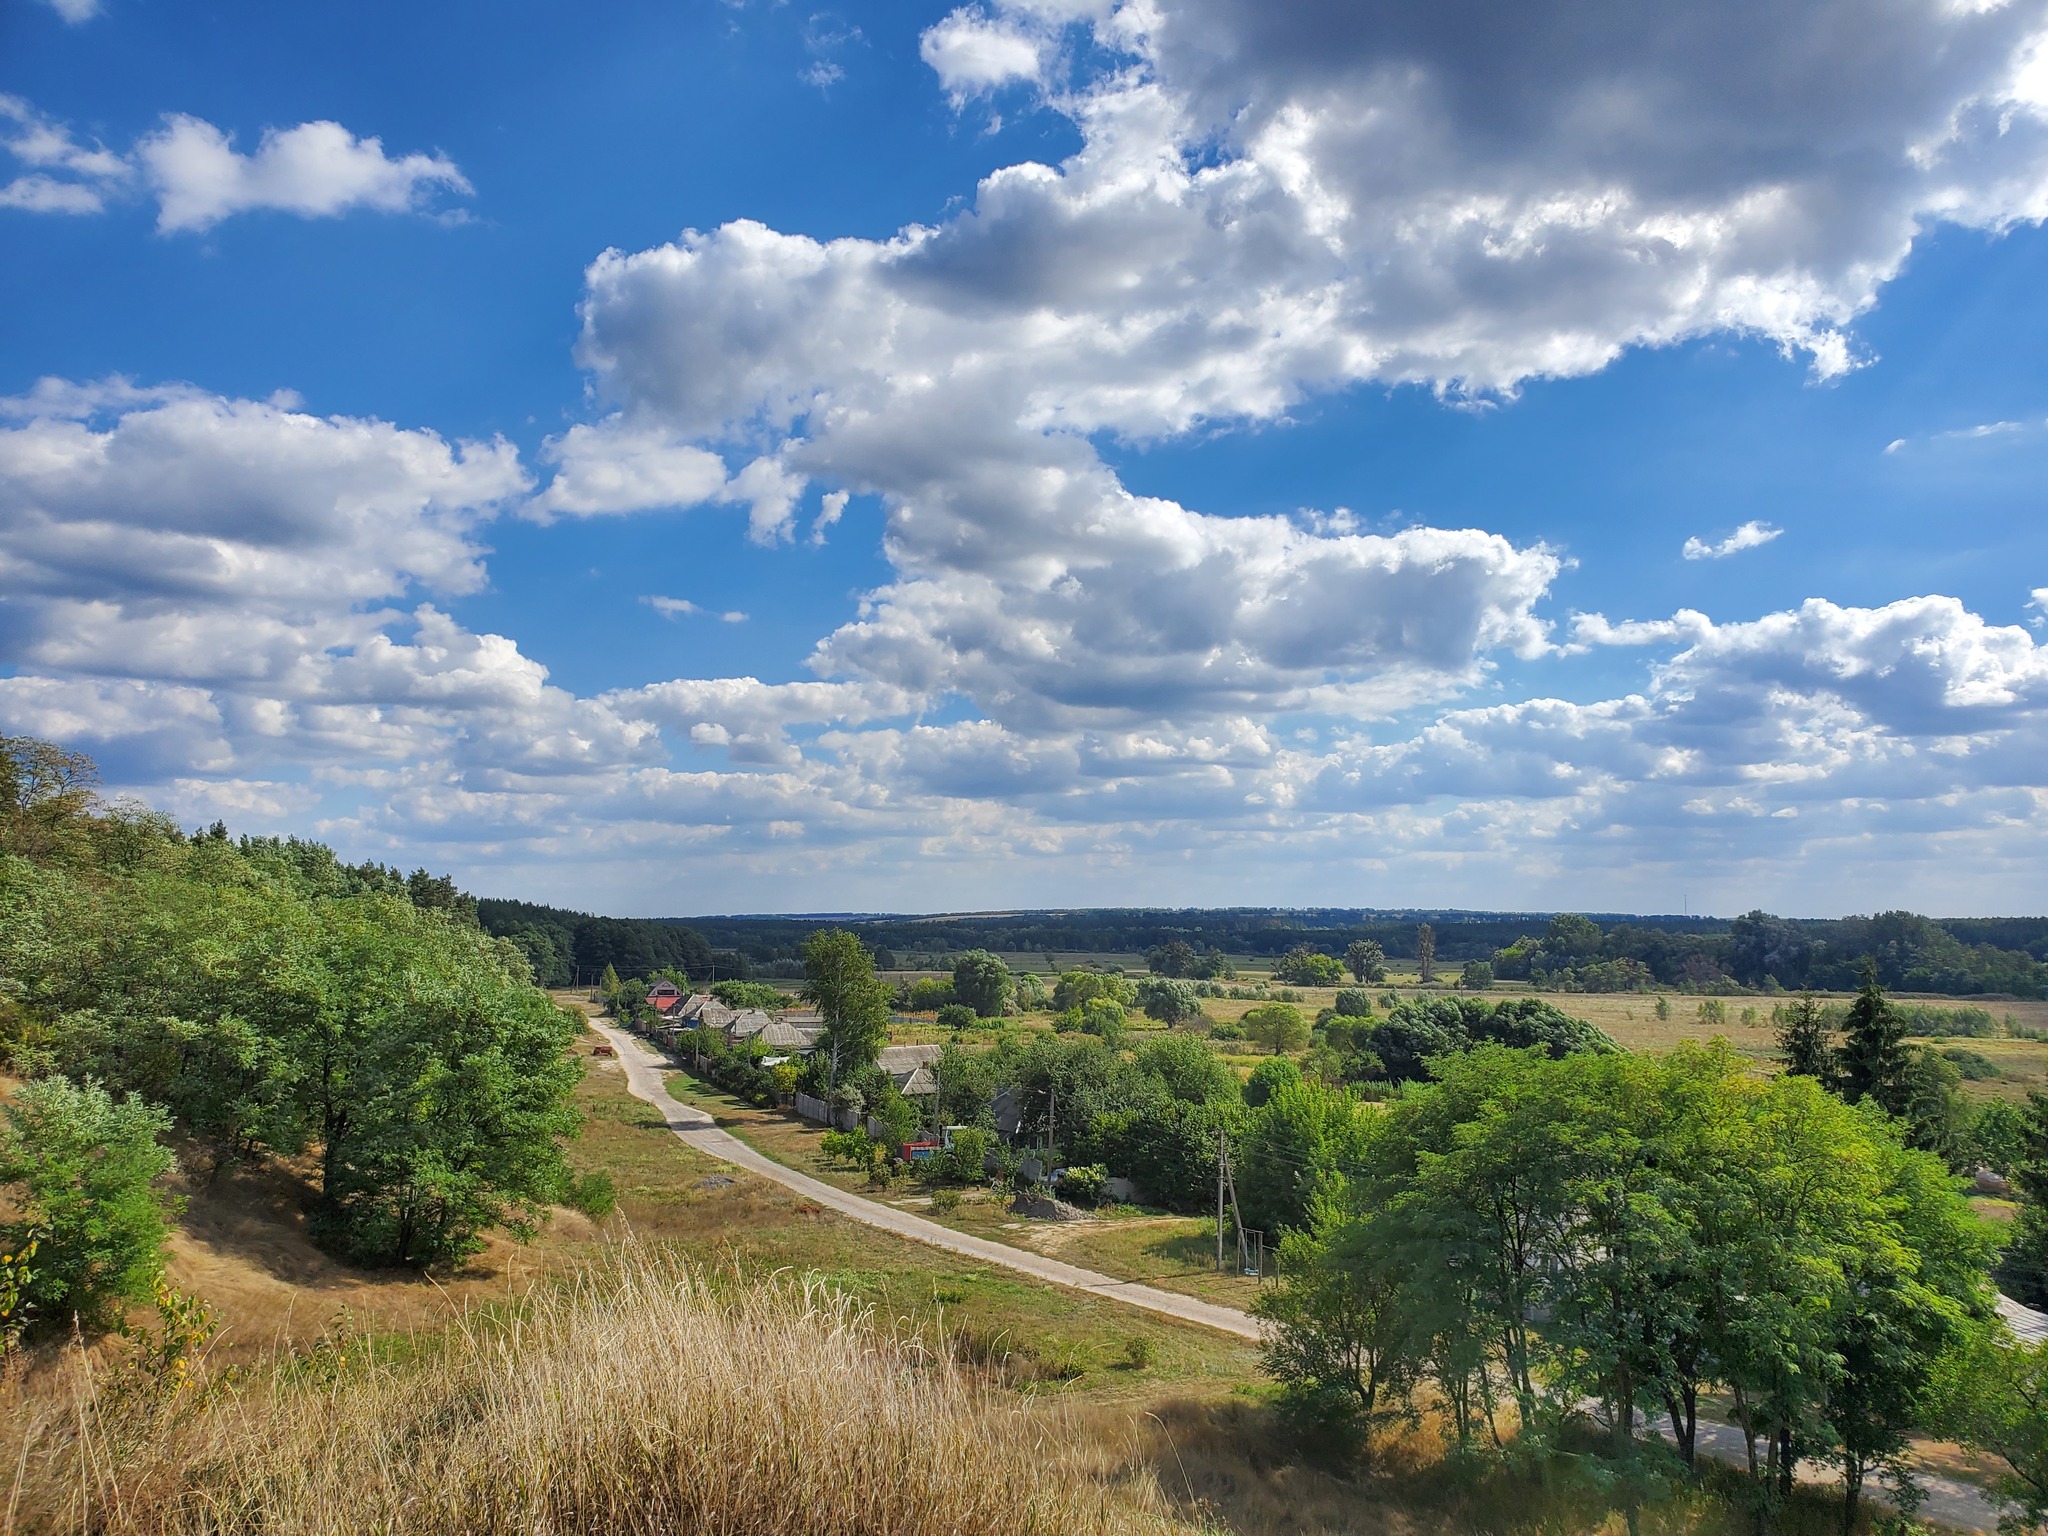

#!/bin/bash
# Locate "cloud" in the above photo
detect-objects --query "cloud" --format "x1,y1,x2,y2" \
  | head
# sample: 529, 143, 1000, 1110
0, 95, 130, 213
0, 98, 472, 232
644, 596, 748, 623
1682, 520, 1783, 560
920, 7, 1050, 100
0, 380, 661, 782
810, 488, 849, 544
36, 0, 100, 23
139, 115, 472, 233
524, 419, 729, 521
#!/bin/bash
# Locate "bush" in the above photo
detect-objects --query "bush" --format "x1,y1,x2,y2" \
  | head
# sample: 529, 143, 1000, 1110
0, 1075, 177, 1335
946, 1127, 991, 1183
565, 1170, 617, 1219
1942, 1046, 2001, 1081
1208, 1019, 1245, 1041
1244, 1057, 1302, 1108
820, 1129, 874, 1170
903, 977, 954, 1012
1056, 1164, 1109, 1206
936, 1003, 977, 1032
1057, 997, 1128, 1048
1274, 946, 1345, 987
928, 1186, 961, 1214
1332, 988, 1375, 1019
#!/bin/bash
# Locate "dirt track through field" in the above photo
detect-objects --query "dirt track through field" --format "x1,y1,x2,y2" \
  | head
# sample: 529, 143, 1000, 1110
586, 1017, 1263, 1341
586, 1015, 2037, 1532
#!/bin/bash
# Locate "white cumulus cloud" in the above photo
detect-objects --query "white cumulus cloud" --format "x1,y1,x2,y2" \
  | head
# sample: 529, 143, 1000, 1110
0, 98, 472, 232
139, 115, 471, 233
1683, 520, 1784, 560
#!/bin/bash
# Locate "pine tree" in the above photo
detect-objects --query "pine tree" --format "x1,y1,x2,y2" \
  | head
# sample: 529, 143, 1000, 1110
1777, 992, 1836, 1085
1837, 964, 1912, 1117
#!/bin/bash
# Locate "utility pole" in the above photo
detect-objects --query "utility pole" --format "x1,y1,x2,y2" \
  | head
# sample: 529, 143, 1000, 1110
1217, 1128, 1227, 1272
1223, 1144, 1247, 1275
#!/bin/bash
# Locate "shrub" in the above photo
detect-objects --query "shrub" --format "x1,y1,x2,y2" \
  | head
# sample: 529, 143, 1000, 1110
1056, 1164, 1109, 1207
1118, 1335, 1155, 1370
903, 977, 954, 1012
1244, 1057, 1302, 1108
1942, 1046, 2001, 1081
709, 981, 790, 1010
936, 1003, 977, 1032
1332, 988, 1375, 1019
928, 1186, 961, 1214
1274, 946, 1344, 987
1208, 1019, 1245, 1041
565, 1171, 617, 1219
0, 1075, 177, 1336
946, 1127, 992, 1183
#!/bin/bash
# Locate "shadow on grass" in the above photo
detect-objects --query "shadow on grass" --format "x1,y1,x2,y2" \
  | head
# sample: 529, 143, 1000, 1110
1120, 1397, 1904, 1536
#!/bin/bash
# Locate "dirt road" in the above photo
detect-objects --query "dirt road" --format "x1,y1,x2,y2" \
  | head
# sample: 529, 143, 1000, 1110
586, 1017, 1263, 1341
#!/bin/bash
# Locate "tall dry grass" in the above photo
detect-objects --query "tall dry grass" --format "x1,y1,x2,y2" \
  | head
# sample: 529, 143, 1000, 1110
3, 1249, 1193, 1536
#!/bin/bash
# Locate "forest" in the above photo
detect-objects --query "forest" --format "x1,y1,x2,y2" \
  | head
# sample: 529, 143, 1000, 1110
635, 907, 2048, 998
0, 737, 586, 1341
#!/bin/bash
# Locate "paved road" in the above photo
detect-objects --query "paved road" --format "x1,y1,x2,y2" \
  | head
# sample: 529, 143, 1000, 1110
586, 1015, 2024, 1530
586, 1017, 1263, 1341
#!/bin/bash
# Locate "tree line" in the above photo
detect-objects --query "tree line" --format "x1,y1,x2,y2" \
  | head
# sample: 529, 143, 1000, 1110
0, 737, 586, 1343
602, 905, 2048, 999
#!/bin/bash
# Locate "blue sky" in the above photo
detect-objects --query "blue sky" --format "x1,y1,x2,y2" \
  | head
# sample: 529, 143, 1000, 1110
3, 0, 2047, 917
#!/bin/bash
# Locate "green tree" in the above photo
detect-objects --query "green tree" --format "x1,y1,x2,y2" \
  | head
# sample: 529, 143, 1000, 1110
1275, 946, 1344, 987
0, 1076, 177, 1334
952, 949, 1012, 1018
1136, 1033, 1238, 1104
1839, 963, 1914, 1118
1256, 1202, 1416, 1457
1820, 1127, 1994, 1533
936, 1002, 977, 1032
1238, 1079, 1369, 1235
305, 900, 583, 1268
1344, 940, 1388, 984
1243, 1002, 1310, 1055
1244, 1056, 1301, 1108
1935, 1330, 2048, 1534
1137, 977, 1203, 1027
803, 928, 892, 1086
1331, 988, 1375, 1020
1999, 1091, 2048, 1306
1777, 992, 1836, 1083
1458, 960, 1493, 991
0, 735, 100, 861
1064, 995, 1127, 1047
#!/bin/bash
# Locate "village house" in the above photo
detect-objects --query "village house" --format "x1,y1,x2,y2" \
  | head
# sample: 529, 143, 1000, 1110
877, 1043, 942, 1099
